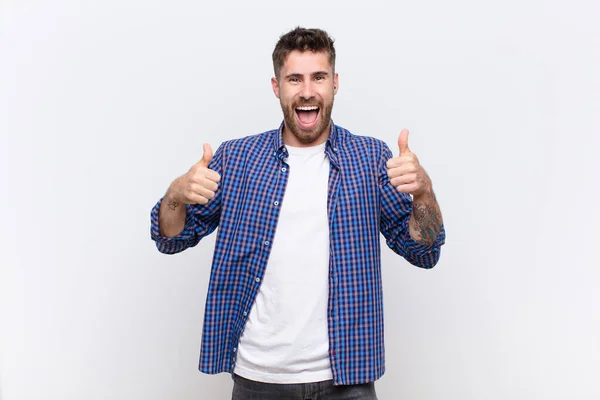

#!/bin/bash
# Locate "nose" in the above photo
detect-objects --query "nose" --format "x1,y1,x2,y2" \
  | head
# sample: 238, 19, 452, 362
300, 81, 315, 101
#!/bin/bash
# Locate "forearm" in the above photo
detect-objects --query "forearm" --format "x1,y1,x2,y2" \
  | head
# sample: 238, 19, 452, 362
158, 187, 187, 237
408, 189, 443, 246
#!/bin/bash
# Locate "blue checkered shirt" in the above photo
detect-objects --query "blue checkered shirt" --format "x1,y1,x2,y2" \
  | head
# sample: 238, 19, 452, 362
150, 122, 445, 385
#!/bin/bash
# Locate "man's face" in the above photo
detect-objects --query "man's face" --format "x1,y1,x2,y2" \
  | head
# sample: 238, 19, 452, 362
272, 50, 339, 147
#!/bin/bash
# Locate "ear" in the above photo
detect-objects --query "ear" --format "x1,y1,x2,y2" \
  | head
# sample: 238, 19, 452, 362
271, 77, 280, 99
333, 73, 339, 95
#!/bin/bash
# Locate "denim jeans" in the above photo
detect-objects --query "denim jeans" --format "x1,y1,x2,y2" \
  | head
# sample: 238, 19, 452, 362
231, 374, 378, 400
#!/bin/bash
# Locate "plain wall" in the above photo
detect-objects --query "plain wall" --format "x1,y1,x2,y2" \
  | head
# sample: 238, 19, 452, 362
1, 0, 599, 399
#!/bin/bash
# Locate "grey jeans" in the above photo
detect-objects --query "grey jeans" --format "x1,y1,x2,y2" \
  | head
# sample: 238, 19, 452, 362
231, 374, 378, 400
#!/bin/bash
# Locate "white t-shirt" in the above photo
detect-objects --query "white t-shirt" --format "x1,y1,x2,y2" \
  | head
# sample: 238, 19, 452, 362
233, 142, 332, 383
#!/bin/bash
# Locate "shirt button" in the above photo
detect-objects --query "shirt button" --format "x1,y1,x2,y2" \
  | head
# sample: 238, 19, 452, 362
281, 167, 287, 172
274, 201, 279, 206
264, 240, 269, 246
255, 277, 260, 283
243, 311, 247, 316
233, 347, 237, 352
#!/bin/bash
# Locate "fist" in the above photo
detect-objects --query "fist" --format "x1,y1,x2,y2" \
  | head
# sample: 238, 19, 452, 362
169, 143, 221, 205
386, 129, 432, 197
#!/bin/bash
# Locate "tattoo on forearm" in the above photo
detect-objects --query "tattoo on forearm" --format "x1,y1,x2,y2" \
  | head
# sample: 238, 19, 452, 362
412, 202, 441, 246
168, 200, 180, 211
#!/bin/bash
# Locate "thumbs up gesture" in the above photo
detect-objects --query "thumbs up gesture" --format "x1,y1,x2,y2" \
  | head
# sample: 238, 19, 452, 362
386, 129, 432, 197
168, 143, 221, 205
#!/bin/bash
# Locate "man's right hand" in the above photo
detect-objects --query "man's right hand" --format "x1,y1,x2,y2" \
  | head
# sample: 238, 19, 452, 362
167, 143, 221, 206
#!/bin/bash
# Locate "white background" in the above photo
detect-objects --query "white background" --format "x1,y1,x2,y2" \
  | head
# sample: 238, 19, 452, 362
1, 0, 599, 399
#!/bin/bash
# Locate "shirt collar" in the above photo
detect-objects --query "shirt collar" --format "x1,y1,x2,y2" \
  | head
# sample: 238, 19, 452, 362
273, 120, 339, 161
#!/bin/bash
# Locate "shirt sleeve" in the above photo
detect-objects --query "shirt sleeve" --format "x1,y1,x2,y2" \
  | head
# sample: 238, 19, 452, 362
149, 143, 224, 254
378, 141, 446, 268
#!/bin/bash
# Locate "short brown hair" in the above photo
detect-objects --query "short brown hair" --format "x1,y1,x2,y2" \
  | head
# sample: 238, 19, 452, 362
272, 27, 336, 78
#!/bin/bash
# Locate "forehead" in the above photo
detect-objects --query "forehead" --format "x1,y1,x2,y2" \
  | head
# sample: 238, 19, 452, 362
281, 50, 332, 75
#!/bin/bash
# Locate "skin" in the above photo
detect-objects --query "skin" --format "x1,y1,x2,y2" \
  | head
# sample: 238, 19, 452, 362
271, 50, 339, 147
158, 143, 220, 237
159, 49, 442, 245
386, 129, 443, 246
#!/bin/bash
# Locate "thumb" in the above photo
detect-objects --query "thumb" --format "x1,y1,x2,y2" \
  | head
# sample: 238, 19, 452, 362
398, 129, 410, 156
198, 143, 213, 167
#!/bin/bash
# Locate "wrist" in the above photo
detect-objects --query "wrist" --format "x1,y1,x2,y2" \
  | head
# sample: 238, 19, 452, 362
413, 187, 435, 203
165, 181, 183, 205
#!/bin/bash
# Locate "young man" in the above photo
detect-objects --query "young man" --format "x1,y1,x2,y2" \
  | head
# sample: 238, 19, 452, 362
151, 27, 445, 400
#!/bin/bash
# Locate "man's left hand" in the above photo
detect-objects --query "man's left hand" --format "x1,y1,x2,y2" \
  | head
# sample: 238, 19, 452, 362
386, 129, 432, 198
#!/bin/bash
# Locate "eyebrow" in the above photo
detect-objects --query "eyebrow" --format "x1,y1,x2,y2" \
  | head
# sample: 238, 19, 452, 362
284, 71, 330, 79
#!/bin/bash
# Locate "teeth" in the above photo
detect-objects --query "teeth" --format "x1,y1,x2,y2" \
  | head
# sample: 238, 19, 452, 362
296, 106, 319, 111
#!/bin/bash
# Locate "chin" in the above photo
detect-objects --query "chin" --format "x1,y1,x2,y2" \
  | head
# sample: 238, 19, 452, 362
290, 120, 328, 144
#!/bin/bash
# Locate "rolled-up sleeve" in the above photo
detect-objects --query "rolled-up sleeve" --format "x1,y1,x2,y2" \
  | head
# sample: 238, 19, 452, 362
378, 142, 446, 268
150, 143, 224, 254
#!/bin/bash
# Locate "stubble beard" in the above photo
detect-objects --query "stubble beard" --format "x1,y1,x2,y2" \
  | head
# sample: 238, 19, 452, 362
281, 98, 334, 145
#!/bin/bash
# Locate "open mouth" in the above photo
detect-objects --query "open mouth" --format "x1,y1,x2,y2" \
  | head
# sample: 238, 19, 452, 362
295, 105, 320, 129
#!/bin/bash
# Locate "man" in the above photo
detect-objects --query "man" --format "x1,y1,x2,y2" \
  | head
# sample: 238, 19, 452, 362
151, 27, 445, 400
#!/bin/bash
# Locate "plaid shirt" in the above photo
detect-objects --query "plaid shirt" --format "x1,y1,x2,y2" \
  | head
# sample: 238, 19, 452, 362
150, 122, 446, 385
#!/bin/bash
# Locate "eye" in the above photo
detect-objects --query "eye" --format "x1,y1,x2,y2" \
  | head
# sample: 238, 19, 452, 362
289, 77, 300, 83
315, 75, 325, 81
